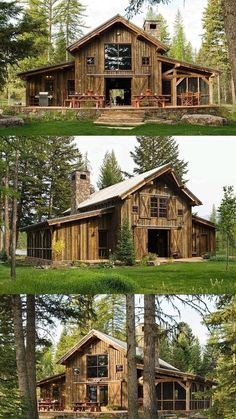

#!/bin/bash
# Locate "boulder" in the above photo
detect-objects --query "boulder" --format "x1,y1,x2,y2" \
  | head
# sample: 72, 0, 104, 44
0, 116, 24, 127
181, 113, 227, 126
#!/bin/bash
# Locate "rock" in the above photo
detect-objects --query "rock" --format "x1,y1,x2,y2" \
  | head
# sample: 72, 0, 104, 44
0, 116, 24, 127
147, 260, 160, 266
181, 113, 227, 126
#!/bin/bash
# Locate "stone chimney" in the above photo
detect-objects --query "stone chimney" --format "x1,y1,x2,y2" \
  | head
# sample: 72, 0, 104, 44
71, 169, 91, 214
143, 18, 161, 39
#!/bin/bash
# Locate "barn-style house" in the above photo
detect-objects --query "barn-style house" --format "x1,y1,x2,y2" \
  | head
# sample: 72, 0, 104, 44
18, 14, 219, 109
23, 164, 215, 264
37, 329, 214, 413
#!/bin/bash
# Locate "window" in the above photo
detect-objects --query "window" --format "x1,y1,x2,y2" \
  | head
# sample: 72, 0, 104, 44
80, 173, 87, 180
116, 364, 124, 372
87, 354, 108, 378
87, 56, 95, 65
150, 197, 158, 217
177, 209, 183, 216
105, 44, 132, 70
98, 230, 108, 258
132, 205, 139, 213
159, 198, 168, 218
150, 23, 157, 29
45, 79, 54, 92
150, 196, 168, 218
67, 79, 75, 95
142, 57, 150, 65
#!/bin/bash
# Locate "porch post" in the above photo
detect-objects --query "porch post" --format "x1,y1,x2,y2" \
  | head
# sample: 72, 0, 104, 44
209, 77, 214, 104
186, 381, 191, 412
172, 70, 177, 106
217, 74, 221, 105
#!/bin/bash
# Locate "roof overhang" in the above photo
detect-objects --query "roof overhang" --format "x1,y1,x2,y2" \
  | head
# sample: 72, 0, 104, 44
192, 215, 216, 229
17, 61, 75, 79
68, 14, 168, 54
37, 372, 65, 387
157, 54, 219, 76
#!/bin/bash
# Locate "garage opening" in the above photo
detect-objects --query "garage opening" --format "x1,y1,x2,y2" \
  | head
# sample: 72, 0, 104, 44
148, 229, 169, 257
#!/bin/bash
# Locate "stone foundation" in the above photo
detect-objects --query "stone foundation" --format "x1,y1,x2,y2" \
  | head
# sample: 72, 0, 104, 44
10, 105, 221, 123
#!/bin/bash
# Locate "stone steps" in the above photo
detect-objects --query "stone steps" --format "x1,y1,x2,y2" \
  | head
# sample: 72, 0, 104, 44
94, 109, 145, 126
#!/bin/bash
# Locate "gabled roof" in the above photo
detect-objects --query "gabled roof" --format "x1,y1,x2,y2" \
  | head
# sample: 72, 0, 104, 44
68, 14, 168, 54
77, 164, 202, 211
57, 329, 179, 372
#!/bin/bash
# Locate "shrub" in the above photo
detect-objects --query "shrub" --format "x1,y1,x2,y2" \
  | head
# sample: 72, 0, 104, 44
0, 249, 8, 261
139, 252, 157, 266
115, 219, 135, 266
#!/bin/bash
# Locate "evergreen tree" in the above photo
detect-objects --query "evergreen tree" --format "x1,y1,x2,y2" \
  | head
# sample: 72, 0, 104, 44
115, 219, 135, 265
54, 0, 86, 61
210, 204, 217, 224
131, 136, 188, 182
97, 150, 124, 190
169, 10, 194, 62
53, 24, 67, 63
94, 295, 126, 339
0, 1, 39, 86
218, 186, 236, 270
197, 0, 231, 103
204, 295, 236, 418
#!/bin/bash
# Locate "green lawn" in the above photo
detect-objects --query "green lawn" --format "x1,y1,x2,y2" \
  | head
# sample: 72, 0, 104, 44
0, 120, 236, 136
0, 261, 236, 294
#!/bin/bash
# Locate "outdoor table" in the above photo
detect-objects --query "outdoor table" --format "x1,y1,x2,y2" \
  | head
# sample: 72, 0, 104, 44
38, 400, 60, 411
73, 402, 86, 411
65, 93, 104, 108
133, 94, 169, 108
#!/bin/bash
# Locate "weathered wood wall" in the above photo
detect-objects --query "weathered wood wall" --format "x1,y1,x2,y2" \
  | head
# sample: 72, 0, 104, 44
64, 337, 127, 409
74, 23, 160, 97
192, 221, 216, 256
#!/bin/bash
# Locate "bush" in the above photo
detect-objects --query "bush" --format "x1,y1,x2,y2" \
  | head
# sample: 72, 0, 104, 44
0, 249, 8, 261
115, 219, 135, 266
139, 252, 157, 266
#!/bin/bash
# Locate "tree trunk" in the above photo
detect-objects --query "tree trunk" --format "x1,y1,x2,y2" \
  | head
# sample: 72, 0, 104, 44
126, 294, 139, 419
231, 77, 236, 105
222, 0, 236, 100
4, 169, 10, 258
26, 295, 39, 419
143, 294, 158, 419
10, 146, 19, 279
12, 295, 32, 419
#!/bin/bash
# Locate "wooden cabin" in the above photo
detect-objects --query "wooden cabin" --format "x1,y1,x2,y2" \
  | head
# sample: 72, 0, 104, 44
37, 329, 214, 413
18, 15, 219, 108
23, 164, 216, 264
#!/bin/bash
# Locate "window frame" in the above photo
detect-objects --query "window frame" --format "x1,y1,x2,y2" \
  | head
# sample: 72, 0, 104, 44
98, 230, 109, 259
150, 196, 168, 219
86, 354, 109, 379
104, 43, 132, 70
142, 56, 150, 66
86, 56, 95, 65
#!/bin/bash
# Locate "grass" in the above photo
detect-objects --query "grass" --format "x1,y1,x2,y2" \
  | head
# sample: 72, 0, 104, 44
1, 261, 236, 294
0, 120, 236, 136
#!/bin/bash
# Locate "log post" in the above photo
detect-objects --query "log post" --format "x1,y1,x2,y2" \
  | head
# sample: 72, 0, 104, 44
186, 381, 191, 412
172, 70, 177, 106
217, 74, 221, 105
209, 77, 214, 104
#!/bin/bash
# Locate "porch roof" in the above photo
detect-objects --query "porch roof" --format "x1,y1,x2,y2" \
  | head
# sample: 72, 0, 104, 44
37, 372, 65, 387
17, 61, 75, 78
67, 14, 168, 54
192, 215, 216, 229
157, 54, 219, 76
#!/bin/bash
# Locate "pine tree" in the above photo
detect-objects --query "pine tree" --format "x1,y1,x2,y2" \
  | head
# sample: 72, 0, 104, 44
218, 186, 236, 270
53, 25, 67, 63
0, 1, 39, 85
204, 295, 236, 418
130, 136, 188, 182
115, 219, 135, 265
54, 0, 86, 61
94, 295, 126, 339
197, 0, 231, 103
169, 10, 193, 62
97, 150, 124, 190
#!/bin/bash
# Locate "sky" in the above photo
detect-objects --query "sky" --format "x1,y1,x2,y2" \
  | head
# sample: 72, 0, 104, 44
74, 136, 236, 219
83, 0, 207, 50
54, 295, 217, 346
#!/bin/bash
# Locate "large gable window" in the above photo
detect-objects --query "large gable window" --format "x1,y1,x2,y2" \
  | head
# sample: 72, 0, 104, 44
87, 354, 108, 378
105, 44, 132, 70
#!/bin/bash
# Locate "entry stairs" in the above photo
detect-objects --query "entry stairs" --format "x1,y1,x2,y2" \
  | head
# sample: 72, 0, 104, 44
94, 108, 145, 126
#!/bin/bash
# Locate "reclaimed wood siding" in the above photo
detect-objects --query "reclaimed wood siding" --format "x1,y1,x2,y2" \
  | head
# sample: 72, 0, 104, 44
120, 178, 193, 259
192, 222, 216, 256
74, 24, 159, 96
65, 337, 127, 408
